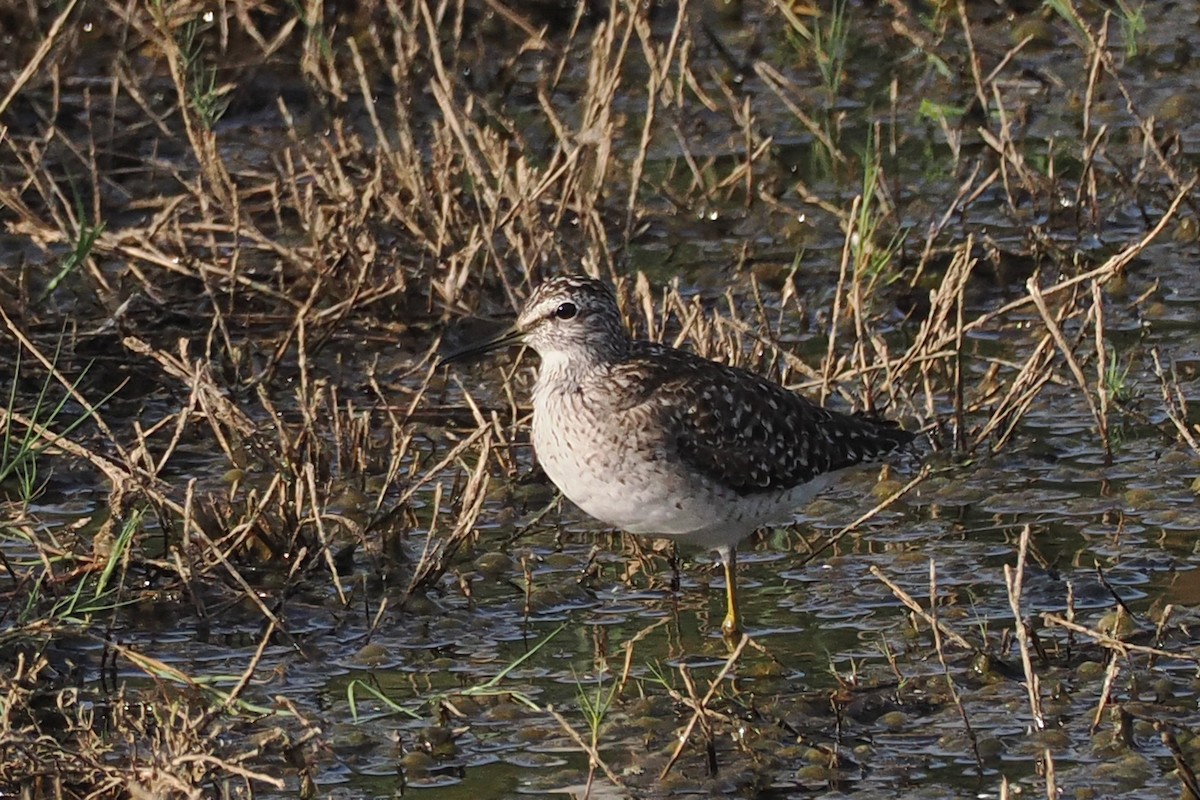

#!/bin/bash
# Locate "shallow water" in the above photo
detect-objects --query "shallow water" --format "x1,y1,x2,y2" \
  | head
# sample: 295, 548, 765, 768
4, 1, 1200, 797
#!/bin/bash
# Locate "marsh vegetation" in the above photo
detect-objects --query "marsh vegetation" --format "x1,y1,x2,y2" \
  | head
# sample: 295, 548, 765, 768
2, 0, 1200, 797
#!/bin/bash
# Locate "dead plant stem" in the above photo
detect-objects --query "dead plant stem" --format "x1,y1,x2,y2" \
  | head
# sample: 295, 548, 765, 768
1004, 526, 1044, 730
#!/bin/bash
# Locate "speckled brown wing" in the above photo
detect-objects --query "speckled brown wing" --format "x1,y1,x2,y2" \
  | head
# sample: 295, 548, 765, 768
615, 342, 915, 497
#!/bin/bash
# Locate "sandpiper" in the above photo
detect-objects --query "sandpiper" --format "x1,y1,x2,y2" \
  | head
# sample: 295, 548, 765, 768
442, 275, 914, 638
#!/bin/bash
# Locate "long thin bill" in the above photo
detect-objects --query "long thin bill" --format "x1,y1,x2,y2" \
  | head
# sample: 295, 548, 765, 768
438, 323, 523, 367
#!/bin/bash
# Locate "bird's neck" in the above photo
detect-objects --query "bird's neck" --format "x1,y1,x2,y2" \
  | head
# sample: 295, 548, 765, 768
536, 351, 597, 388
531, 350, 614, 410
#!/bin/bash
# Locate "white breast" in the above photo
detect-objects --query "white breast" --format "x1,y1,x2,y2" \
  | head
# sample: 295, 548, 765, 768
528, 368, 816, 546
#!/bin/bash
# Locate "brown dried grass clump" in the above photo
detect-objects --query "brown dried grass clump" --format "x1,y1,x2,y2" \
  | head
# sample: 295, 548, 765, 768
0, 650, 321, 797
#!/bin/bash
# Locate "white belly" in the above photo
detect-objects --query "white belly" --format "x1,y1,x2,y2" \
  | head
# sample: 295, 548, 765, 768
530, 382, 831, 550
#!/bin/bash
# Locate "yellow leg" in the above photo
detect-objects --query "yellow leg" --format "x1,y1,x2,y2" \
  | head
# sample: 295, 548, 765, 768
719, 546, 740, 640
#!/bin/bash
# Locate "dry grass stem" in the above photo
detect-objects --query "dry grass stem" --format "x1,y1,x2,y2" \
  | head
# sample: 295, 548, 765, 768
928, 559, 983, 772
870, 564, 975, 654
659, 632, 750, 780
1041, 613, 1200, 664
1004, 526, 1044, 730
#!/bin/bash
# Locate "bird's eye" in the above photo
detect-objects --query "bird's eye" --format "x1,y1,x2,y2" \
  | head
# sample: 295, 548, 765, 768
553, 302, 578, 320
